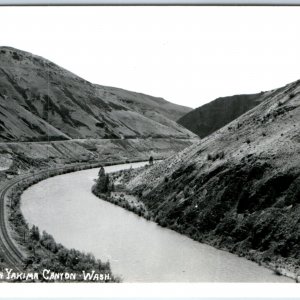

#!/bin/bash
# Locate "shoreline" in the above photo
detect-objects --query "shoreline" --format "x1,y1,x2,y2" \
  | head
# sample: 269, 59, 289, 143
92, 166, 299, 283
3, 158, 297, 282
1, 158, 150, 282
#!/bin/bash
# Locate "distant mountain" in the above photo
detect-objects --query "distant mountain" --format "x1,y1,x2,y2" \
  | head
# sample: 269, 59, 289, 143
0, 47, 195, 142
126, 79, 300, 274
177, 93, 266, 138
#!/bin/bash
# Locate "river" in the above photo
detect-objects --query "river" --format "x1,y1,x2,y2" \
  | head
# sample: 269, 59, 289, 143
21, 162, 292, 282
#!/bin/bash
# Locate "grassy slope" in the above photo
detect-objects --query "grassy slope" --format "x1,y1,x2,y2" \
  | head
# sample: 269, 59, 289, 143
96, 85, 192, 122
0, 46, 194, 142
177, 93, 265, 138
125, 79, 300, 277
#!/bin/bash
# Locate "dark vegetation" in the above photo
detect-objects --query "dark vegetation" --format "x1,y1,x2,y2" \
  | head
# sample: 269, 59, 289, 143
92, 163, 152, 220
207, 151, 225, 161
92, 166, 114, 194
149, 156, 154, 165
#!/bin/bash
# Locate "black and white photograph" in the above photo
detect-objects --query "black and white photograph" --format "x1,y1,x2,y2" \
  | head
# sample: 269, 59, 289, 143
0, 3, 299, 285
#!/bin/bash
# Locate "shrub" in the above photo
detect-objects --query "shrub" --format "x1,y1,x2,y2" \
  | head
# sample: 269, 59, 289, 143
207, 151, 225, 161
94, 166, 113, 194
274, 268, 282, 276
289, 93, 295, 99
149, 156, 154, 165
30, 225, 40, 241
218, 151, 225, 159
12, 51, 21, 60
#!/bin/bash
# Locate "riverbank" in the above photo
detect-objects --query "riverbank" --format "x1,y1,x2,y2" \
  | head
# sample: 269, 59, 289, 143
92, 165, 153, 220
21, 163, 291, 282
92, 165, 299, 283
1, 159, 150, 282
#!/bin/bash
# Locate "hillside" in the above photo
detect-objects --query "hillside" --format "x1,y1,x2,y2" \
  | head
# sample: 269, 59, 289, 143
0, 138, 194, 176
0, 47, 195, 142
177, 93, 266, 138
96, 85, 192, 122
124, 79, 300, 277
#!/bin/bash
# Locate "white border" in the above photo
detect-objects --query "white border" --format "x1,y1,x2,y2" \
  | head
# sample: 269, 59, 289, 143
1, 0, 300, 5
1, 3, 300, 298
0, 283, 300, 298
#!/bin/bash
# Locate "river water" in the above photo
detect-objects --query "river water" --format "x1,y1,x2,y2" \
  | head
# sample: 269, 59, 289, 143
21, 162, 292, 282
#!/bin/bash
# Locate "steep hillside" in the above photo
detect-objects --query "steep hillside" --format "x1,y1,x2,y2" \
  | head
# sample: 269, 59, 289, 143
96, 85, 192, 122
125, 80, 300, 277
0, 47, 195, 142
178, 93, 266, 138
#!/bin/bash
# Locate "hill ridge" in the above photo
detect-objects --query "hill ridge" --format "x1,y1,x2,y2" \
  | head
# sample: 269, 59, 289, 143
124, 78, 300, 277
0, 46, 195, 142
177, 92, 267, 138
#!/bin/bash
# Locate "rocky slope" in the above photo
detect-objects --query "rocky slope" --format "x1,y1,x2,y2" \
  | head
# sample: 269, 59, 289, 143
125, 79, 300, 277
0, 47, 194, 142
96, 85, 191, 122
178, 93, 266, 138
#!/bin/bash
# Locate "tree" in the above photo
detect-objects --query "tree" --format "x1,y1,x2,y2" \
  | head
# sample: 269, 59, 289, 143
149, 156, 154, 166
30, 225, 40, 241
95, 166, 113, 194
98, 166, 105, 177
96, 168, 107, 193
110, 182, 115, 193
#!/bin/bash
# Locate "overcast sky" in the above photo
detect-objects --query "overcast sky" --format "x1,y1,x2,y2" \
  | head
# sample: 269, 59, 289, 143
1, 6, 300, 108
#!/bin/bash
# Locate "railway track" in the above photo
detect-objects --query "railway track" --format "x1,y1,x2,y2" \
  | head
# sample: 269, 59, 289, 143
0, 178, 25, 271
0, 170, 57, 271
0, 159, 147, 273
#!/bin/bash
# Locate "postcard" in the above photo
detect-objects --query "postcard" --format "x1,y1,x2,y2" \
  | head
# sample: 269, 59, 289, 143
0, 4, 299, 292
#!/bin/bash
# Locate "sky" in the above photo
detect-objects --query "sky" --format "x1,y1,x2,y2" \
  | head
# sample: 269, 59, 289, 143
1, 6, 300, 108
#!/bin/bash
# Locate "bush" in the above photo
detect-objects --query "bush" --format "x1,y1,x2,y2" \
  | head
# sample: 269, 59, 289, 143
207, 151, 225, 161
274, 268, 282, 276
289, 93, 295, 99
218, 151, 225, 159
30, 225, 40, 241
